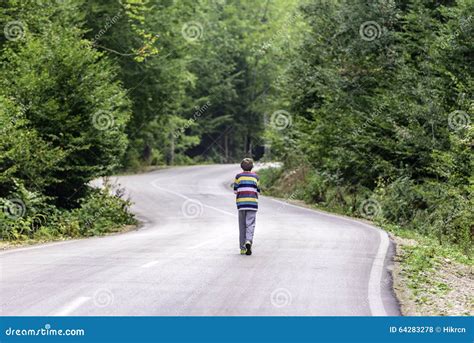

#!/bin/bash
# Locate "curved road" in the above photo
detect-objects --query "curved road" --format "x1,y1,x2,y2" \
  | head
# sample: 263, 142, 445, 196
0, 165, 400, 316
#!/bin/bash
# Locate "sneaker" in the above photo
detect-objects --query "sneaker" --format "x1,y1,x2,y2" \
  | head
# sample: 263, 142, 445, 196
240, 249, 247, 255
245, 241, 252, 255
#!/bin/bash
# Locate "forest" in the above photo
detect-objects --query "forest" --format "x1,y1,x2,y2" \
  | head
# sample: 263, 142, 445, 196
0, 0, 472, 256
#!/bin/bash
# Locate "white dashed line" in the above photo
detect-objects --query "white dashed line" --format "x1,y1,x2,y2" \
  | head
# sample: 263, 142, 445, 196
141, 260, 160, 268
151, 181, 236, 217
54, 296, 90, 316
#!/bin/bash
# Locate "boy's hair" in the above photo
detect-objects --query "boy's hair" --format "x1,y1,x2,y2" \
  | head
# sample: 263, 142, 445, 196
240, 158, 254, 171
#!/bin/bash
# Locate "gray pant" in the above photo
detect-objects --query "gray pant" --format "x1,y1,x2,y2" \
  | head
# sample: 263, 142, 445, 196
238, 210, 256, 249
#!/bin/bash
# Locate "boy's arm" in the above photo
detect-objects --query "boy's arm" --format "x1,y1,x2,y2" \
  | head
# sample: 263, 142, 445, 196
233, 176, 238, 194
257, 175, 261, 194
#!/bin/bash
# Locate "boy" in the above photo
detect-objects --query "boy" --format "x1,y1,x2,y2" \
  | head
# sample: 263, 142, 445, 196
233, 158, 260, 255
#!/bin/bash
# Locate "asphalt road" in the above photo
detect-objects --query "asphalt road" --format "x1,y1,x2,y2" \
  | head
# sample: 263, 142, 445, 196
0, 164, 400, 316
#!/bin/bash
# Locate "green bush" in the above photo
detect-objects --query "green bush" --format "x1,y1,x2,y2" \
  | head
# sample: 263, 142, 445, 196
374, 177, 472, 252
375, 177, 422, 225
257, 167, 284, 194
302, 172, 328, 203
0, 181, 136, 242
73, 184, 136, 237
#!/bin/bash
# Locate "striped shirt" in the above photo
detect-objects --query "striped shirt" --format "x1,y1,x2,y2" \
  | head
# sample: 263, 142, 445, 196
233, 171, 260, 211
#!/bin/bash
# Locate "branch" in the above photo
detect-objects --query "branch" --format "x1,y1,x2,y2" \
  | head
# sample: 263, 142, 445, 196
93, 44, 138, 57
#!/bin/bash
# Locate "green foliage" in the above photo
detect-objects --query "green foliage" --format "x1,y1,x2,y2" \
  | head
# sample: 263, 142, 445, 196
0, 0, 133, 241
264, 0, 473, 254
1, 3, 131, 206
0, 181, 135, 242
0, 0, 471, 254
70, 182, 136, 237
256, 167, 284, 193
0, 96, 65, 195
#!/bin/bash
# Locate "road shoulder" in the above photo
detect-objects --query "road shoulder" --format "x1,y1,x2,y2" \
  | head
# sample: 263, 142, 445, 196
391, 233, 473, 316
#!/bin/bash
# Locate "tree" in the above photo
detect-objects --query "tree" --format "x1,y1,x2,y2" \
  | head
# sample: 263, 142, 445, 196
1, 1, 131, 206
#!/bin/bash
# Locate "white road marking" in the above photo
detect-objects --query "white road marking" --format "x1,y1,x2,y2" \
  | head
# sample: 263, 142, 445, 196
151, 180, 236, 217
368, 229, 389, 316
187, 238, 223, 250
54, 296, 90, 316
0, 239, 80, 256
155, 183, 226, 190
0, 241, 87, 256
141, 260, 160, 268
269, 197, 389, 316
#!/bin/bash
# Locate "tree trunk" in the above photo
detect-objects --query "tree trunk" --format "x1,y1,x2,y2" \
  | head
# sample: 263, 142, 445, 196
169, 134, 175, 165
224, 133, 229, 162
